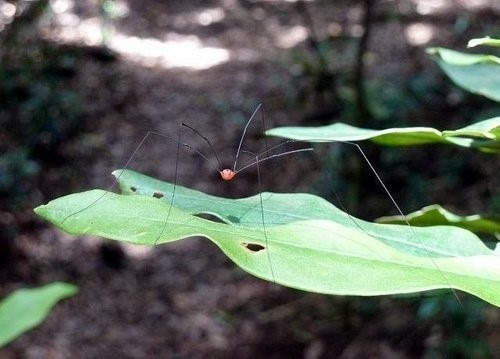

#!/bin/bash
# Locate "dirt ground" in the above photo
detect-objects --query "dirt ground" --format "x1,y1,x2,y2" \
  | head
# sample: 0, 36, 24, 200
1, 1, 499, 358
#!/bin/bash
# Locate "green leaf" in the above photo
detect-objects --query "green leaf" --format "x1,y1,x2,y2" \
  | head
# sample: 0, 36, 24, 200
427, 47, 500, 66
442, 117, 500, 140
377, 204, 500, 236
35, 170, 500, 306
265, 117, 500, 153
426, 47, 500, 101
0, 282, 78, 348
468, 37, 500, 48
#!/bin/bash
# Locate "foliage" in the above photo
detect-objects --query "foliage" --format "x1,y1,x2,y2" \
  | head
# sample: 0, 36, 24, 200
34, 38, 500, 312
427, 38, 500, 101
266, 117, 500, 153
35, 38, 500, 306
377, 204, 500, 236
35, 170, 500, 306
263, 40, 500, 308
0, 282, 78, 348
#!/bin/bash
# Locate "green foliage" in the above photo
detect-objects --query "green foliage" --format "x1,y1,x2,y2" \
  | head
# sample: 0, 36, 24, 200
377, 204, 500, 236
32, 37, 500, 319
266, 117, 500, 153
0, 282, 78, 348
427, 38, 500, 101
35, 170, 500, 306
468, 37, 500, 48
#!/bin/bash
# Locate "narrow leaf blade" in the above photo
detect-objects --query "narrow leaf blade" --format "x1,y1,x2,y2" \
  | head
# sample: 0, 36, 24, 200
266, 118, 500, 153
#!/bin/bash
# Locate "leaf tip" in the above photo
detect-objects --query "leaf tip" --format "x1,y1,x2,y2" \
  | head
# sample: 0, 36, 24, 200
33, 204, 46, 217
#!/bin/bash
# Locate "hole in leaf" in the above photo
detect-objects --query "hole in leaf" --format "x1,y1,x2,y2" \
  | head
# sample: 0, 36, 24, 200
227, 215, 240, 223
153, 191, 164, 199
194, 213, 225, 223
242, 242, 265, 252
130, 186, 137, 192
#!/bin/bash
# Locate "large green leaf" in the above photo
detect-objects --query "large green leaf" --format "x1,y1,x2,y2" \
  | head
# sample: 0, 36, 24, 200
35, 170, 500, 306
265, 117, 500, 153
427, 47, 500, 101
377, 204, 500, 236
0, 282, 78, 347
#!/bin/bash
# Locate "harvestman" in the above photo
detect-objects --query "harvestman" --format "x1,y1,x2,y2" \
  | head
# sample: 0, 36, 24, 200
63, 105, 313, 280
63, 104, 460, 303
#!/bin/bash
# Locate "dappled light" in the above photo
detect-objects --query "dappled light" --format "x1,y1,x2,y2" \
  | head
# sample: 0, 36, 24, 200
0, 1, 16, 31
45, 0, 230, 70
176, 6, 226, 27
412, 0, 497, 13
413, 0, 450, 15
405, 22, 436, 46
109, 33, 230, 70
274, 25, 308, 48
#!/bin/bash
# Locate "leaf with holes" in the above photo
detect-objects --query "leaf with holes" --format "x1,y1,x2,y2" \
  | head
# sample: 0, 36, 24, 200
34, 170, 500, 306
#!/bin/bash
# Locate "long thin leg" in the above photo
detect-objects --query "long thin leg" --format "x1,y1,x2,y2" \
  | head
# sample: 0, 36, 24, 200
236, 139, 297, 171
154, 123, 183, 245
320, 139, 462, 305
240, 136, 461, 304
254, 152, 276, 284
259, 104, 270, 165
182, 123, 223, 170
236, 146, 314, 174
62, 129, 220, 223
345, 140, 462, 305
62, 130, 159, 224
232, 104, 262, 172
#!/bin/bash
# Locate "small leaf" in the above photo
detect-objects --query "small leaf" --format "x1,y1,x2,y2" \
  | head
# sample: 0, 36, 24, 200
377, 204, 500, 235
34, 170, 500, 306
468, 37, 500, 48
0, 282, 78, 347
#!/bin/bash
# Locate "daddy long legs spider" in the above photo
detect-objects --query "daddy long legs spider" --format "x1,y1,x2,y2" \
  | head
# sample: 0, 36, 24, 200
62, 103, 461, 304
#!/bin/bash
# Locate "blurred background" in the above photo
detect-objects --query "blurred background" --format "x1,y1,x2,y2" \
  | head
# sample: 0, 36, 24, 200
1, 0, 499, 357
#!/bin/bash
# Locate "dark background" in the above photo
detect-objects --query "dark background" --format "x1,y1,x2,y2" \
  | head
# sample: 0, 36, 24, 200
1, 0, 499, 358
